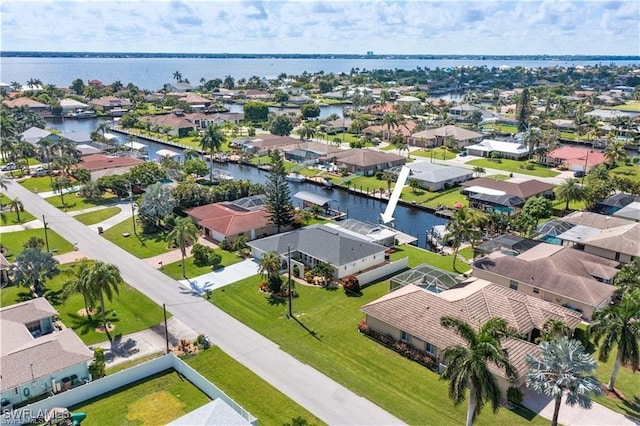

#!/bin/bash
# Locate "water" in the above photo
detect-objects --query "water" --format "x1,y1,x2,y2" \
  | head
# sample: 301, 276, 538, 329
48, 117, 446, 246
3, 57, 638, 90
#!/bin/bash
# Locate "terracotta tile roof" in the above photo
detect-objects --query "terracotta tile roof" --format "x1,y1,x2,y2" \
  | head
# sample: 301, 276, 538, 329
141, 113, 196, 130
411, 125, 483, 141
547, 146, 606, 167
187, 200, 270, 238
461, 177, 554, 199
473, 245, 618, 306
1, 329, 93, 391
361, 281, 566, 380
79, 154, 144, 171
2, 97, 48, 108
89, 96, 131, 107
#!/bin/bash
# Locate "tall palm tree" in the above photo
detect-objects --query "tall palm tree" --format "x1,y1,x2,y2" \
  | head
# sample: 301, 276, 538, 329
86, 261, 122, 341
258, 251, 282, 292
299, 122, 317, 142
555, 178, 584, 210
62, 260, 96, 321
440, 316, 518, 426
588, 290, 640, 391
166, 217, 200, 278
36, 137, 54, 174
199, 125, 225, 182
603, 140, 627, 168
522, 127, 542, 159
51, 176, 72, 205
445, 207, 486, 272
525, 337, 602, 426
8, 197, 23, 222
381, 112, 400, 143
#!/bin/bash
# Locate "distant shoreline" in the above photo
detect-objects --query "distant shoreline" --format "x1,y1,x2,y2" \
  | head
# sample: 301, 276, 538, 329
1, 52, 639, 61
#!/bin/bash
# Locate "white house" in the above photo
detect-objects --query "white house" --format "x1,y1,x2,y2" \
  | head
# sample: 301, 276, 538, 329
389, 162, 473, 191
465, 139, 529, 159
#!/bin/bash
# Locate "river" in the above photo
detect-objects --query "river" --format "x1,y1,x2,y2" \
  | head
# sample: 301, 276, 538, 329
4, 57, 638, 90
49, 117, 447, 247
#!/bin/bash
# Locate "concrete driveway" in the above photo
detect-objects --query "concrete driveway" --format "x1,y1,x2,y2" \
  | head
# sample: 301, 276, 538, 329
178, 258, 259, 295
522, 387, 640, 425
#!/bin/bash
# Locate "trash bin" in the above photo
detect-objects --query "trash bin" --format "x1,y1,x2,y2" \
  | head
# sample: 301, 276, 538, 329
61, 377, 71, 391
98, 227, 103, 234
70, 374, 79, 386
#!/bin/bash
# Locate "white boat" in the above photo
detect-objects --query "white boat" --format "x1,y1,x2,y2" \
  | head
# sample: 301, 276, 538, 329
285, 172, 305, 183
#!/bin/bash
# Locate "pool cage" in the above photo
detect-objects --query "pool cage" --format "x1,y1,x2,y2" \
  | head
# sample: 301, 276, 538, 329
390, 264, 461, 294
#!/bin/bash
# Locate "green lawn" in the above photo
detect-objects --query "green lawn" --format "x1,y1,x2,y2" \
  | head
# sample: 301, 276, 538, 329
209, 275, 542, 426
412, 147, 458, 160
399, 186, 469, 209
46, 193, 119, 212
101, 217, 173, 259
161, 250, 245, 280
467, 158, 560, 178
70, 370, 210, 425
43, 262, 167, 345
610, 164, 640, 184
0, 228, 74, 258
73, 207, 122, 225
0, 194, 36, 225
187, 347, 325, 425
389, 244, 471, 272
610, 101, 640, 112
0, 283, 32, 308
18, 176, 55, 193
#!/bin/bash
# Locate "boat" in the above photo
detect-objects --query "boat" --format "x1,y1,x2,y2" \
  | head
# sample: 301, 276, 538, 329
285, 172, 306, 183
210, 168, 234, 182
322, 178, 333, 189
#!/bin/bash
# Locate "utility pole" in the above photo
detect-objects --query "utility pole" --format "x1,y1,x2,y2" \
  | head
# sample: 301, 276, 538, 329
42, 214, 50, 253
163, 303, 169, 354
129, 181, 137, 235
287, 245, 293, 318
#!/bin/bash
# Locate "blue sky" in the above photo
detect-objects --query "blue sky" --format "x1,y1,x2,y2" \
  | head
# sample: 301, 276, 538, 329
1, 1, 638, 55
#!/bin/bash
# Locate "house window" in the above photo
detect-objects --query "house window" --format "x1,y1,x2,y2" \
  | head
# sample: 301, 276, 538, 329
25, 321, 41, 335
11, 387, 18, 396
533, 287, 540, 294
509, 280, 518, 291
400, 331, 410, 343
615, 252, 621, 261
425, 342, 436, 355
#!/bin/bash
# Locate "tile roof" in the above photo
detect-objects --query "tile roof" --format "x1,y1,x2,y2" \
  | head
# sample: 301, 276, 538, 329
89, 96, 132, 108
249, 224, 386, 267
547, 146, 606, 166
411, 125, 483, 141
361, 280, 574, 380
141, 113, 196, 130
1, 329, 93, 391
0, 297, 58, 326
79, 154, 144, 171
329, 149, 405, 167
563, 211, 633, 229
473, 245, 618, 306
461, 177, 554, 199
405, 162, 473, 183
3, 97, 48, 108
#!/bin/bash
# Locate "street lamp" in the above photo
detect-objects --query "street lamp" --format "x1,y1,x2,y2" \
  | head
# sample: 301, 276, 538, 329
287, 245, 293, 318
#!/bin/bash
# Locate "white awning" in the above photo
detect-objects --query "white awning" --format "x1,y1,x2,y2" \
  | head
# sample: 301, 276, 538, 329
156, 149, 180, 158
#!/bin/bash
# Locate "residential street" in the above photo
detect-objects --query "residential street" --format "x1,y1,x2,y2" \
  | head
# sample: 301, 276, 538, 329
2, 180, 405, 426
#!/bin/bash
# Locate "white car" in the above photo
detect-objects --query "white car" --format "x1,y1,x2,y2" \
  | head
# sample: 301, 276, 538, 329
1, 162, 17, 171
32, 167, 49, 177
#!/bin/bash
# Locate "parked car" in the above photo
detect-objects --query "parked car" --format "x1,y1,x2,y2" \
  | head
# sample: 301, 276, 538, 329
458, 151, 468, 157
1, 162, 16, 171
573, 170, 585, 178
32, 167, 49, 177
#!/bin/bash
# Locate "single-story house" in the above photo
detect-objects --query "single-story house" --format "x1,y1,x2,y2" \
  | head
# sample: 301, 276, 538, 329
363, 120, 419, 143
461, 177, 554, 200
324, 219, 397, 247
594, 192, 640, 215
59, 98, 90, 113
585, 109, 639, 121
322, 149, 406, 176
20, 127, 54, 146
0, 298, 93, 406
407, 125, 483, 149
164, 82, 194, 92
2, 97, 49, 113
60, 131, 92, 145
539, 146, 607, 172
548, 119, 577, 131
89, 96, 132, 112
77, 153, 144, 179
187, 195, 282, 243
396, 95, 421, 104
140, 111, 197, 138
319, 118, 353, 134
242, 135, 299, 155
465, 139, 529, 160
361, 278, 582, 394
248, 224, 388, 280
613, 202, 640, 222
280, 141, 341, 163
389, 162, 473, 191
473, 243, 619, 320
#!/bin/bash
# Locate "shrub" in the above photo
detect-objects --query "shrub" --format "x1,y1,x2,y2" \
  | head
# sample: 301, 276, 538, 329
304, 271, 314, 283
292, 264, 300, 278
632, 156, 640, 164
192, 243, 221, 267
342, 275, 360, 295
218, 240, 232, 251
195, 334, 210, 350
267, 274, 283, 293
89, 348, 106, 379
507, 386, 523, 405
357, 319, 369, 334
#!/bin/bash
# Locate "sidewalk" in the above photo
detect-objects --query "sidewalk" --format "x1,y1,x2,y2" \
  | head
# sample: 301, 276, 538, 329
144, 236, 219, 268
0, 219, 44, 233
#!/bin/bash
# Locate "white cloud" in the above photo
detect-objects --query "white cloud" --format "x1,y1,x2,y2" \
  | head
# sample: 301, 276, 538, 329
0, 0, 637, 54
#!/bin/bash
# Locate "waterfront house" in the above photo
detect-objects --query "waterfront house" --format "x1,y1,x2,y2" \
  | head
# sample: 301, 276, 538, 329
77, 153, 144, 180
360, 277, 582, 394
473, 243, 619, 320
460, 177, 554, 200
89, 96, 132, 116
280, 141, 341, 163
363, 120, 418, 143
139, 111, 196, 138
322, 149, 406, 176
186, 195, 280, 244
389, 162, 473, 191
0, 298, 93, 407
164, 82, 194, 92
59, 98, 90, 114
2, 97, 49, 115
407, 125, 483, 149
20, 127, 54, 146
539, 146, 606, 172
465, 139, 529, 160
319, 118, 353, 134
248, 224, 388, 280
242, 135, 299, 155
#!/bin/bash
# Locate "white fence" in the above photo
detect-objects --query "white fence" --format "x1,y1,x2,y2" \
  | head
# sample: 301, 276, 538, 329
3, 354, 257, 426
358, 257, 409, 286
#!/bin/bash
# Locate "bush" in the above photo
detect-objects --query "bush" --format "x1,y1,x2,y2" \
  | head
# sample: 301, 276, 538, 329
632, 156, 640, 164
342, 275, 360, 295
304, 271, 314, 283
507, 386, 523, 405
195, 334, 210, 350
192, 243, 221, 267
218, 240, 232, 251
89, 348, 106, 379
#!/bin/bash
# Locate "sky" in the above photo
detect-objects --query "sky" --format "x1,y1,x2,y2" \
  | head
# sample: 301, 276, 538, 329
1, 0, 638, 56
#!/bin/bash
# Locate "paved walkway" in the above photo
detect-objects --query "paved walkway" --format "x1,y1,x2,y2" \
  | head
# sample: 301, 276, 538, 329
93, 317, 199, 367
2, 182, 405, 425
522, 387, 639, 425
177, 258, 259, 295
0, 218, 44, 233
144, 236, 219, 268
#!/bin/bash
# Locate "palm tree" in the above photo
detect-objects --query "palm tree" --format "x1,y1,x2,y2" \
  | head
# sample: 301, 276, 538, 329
526, 337, 602, 426
10, 248, 59, 295
381, 171, 396, 195
299, 122, 317, 142
445, 207, 486, 272
51, 176, 72, 205
258, 251, 282, 293
62, 260, 96, 321
522, 127, 542, 159
588, 290, 640, 391
555, 178, 584, 210
173, 71, 183, 83
381, 112, 400, 143
36, 137, 54, 176
8, 197, 23, 222
604, 140, 627, 168
472, 166, 485, 178
166, 217, 200, 278
200, 125, 225, 182
440, 316, 518, 426
541, 319, 570, 342
86, 261, 122, 341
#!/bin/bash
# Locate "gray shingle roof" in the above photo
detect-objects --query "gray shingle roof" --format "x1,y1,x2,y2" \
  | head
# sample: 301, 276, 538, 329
249, 225, 386, 266
0, 297, 58, 325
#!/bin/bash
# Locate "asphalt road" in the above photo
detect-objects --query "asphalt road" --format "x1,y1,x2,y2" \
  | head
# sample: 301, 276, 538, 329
2, 180, 405, 426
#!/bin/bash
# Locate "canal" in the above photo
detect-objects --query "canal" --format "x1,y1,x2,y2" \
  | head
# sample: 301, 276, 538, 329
48, 117, 448, 248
